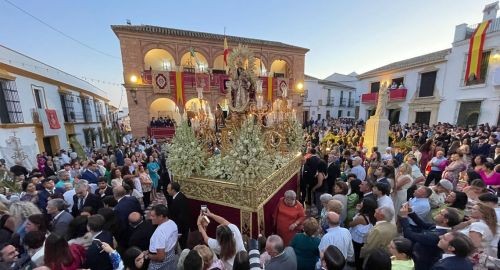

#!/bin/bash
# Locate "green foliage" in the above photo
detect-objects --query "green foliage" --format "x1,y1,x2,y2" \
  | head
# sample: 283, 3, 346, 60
166, 121, 206, 179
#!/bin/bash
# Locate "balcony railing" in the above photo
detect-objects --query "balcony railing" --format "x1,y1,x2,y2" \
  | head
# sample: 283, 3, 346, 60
465, 17, 500, 39
148, 126, 176, 139
339, 98, 346, 107
140, 69, 293, 93
347, 98, 355, 107
361, 88, 408, 104
326, 97, 335, 106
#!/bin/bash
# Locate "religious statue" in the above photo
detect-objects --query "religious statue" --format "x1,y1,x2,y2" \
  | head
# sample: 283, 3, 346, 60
231, 67, 251, 110
374, 83, 388, 118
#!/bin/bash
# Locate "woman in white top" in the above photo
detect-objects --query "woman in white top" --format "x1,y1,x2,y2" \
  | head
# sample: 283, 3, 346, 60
198, 209, 246, 270
348, 197, 377, 270
392, 163, 413, 216
110, 168, 123, 188
456, 202, 497, 269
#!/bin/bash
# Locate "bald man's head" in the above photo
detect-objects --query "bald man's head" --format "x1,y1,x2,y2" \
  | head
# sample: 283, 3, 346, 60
327, 211, 340, 227
128, 212, 141, 223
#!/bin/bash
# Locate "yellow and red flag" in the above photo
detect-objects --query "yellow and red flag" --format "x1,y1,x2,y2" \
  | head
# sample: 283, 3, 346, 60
223, 37, 229, 67
267, 74, 273, 102
174, 71, 185, 106
465, 20, 491, 83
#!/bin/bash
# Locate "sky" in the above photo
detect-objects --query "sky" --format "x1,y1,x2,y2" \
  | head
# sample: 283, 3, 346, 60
0, 0, 494, 108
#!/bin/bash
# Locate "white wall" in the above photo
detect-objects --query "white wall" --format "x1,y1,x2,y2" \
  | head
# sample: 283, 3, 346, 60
439, 31, 500, 124
358, 61, 447, 123
304, 79, 355, 121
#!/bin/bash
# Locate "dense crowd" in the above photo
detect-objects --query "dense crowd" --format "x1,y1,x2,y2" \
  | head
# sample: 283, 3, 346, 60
0, 118, 498, 270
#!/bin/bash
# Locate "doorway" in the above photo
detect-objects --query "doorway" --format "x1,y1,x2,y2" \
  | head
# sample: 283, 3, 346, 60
303, 110, 309, 124
457, 101, 481, 127
388, 109, 401, 125
43, 137, 54, 156
415, 111, 431, 125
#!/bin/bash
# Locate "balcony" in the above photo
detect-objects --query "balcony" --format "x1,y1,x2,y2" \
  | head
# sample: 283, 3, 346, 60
465, 17, 500, 40
339, 98, 346, 107
140, 69, 293, 93
148, 126, 176, 139
347, 98, 355, 107
326, 97, 335, 106
361, 88, 408, 104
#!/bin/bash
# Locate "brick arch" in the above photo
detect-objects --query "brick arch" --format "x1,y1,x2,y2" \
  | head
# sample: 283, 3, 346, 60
212, 48, 269, 71
268, 55, 294, 76
177, 46, 210, 62
141, 43, 177, 67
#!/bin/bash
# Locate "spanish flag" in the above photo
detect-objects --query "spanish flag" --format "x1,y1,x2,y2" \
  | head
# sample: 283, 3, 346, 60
174, 71, 185, 106
465, 20, 491, 83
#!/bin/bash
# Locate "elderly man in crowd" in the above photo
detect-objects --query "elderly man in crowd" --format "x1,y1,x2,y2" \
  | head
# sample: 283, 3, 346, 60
351, 156, 366, 181
319, 211, 354, 264
360, 206, 397, 262
46, 198, 73, 236
265, 234, 297, 270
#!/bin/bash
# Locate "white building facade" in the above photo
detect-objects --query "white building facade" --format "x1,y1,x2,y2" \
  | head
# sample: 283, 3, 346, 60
303, 75, 357, 123
357, 2, 500, 126
0, 45, 117, 168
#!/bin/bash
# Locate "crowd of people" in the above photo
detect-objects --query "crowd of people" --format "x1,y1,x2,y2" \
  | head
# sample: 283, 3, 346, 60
280, 120, 499, 269
150, 117, 176, 128
0, 118, 498, 270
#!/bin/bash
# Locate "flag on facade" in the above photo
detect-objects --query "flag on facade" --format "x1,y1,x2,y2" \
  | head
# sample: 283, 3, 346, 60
174, 71, 185, 106
267, 74, 273, 102
196, 73, 210, 92
152, 71, 170, 93
465, 20, 491, 83
45, 109, 61, 129
223, 37, 229, 66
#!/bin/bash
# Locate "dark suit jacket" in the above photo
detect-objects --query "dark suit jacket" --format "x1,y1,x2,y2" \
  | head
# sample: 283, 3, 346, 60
114, 196, 143, 225
303, 155, 321, 183
115, 150, 124, 166
169, 192, 191, 232
81, 169, 100, 184
472, 143, 491, 156
95, 186, 113, 199
430, 256, 473, 270
51, 210, 73, 237
71, 193, 103, 216
400, 213, 448, 270
326, 162, 341, 194
37, 188, 65, 213
82, 230, 114, 270
128, 220, 156, 251
376, 177, 391, 187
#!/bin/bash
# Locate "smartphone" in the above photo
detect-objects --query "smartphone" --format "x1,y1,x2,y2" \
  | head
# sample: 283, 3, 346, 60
93, 239, 103, 249
201, 205, 207, 213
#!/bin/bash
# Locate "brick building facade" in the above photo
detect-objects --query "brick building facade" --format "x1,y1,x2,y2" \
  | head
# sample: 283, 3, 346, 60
112, 25, 308, 137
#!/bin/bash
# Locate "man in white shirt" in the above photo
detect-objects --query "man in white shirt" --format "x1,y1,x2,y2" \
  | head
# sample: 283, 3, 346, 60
373, 182, 395, 223
350, 157, 366, 181
146, 204, 178, 269
318, 211, 354, 264
408, 186, 432, 225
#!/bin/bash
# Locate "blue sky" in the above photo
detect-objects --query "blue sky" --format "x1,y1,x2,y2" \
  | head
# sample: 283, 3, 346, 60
0, 0, 493, 107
